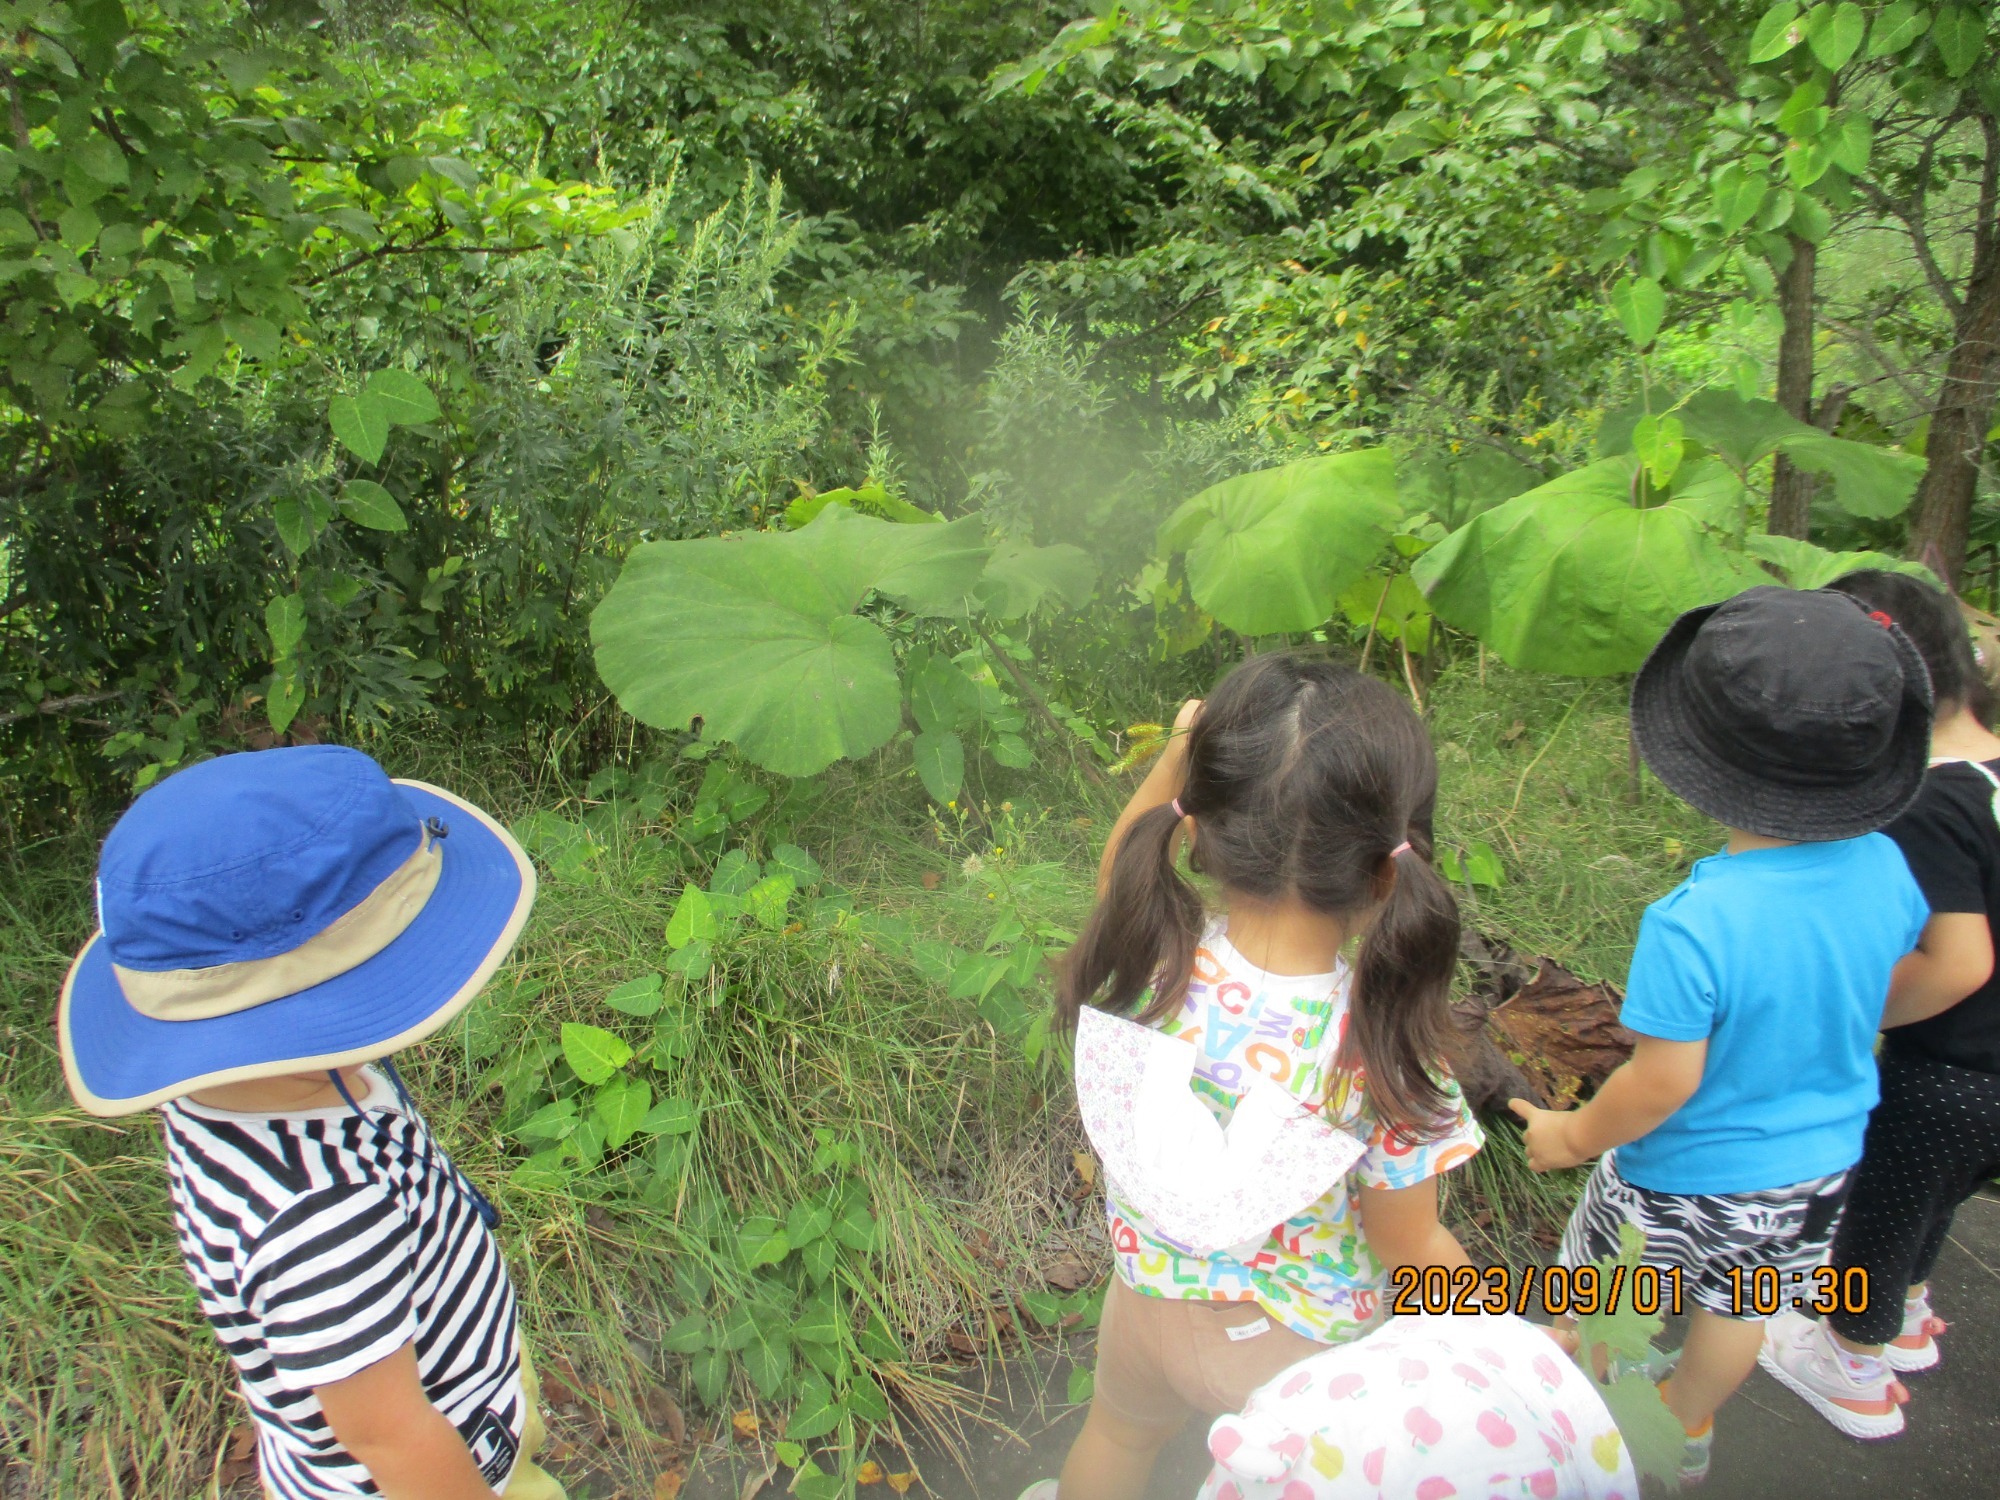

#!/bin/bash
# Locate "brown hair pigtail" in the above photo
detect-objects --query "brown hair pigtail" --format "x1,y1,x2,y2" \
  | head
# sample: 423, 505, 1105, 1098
1344, 832, 1462, 1140
1057, 801, 1204, 1031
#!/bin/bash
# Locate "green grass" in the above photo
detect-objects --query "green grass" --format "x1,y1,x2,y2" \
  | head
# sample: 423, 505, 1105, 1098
0, 657, 1709, 1497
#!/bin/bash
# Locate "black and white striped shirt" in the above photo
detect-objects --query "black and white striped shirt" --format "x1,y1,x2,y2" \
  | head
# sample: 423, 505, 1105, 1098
161, 1069, 523, 1498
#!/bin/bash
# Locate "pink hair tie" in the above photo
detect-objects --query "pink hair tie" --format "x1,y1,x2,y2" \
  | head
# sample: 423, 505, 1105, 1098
1171, 798, 1186, 819
1390, 840, 1412, 858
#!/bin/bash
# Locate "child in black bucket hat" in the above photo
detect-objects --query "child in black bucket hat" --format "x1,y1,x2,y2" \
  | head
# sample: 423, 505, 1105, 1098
58, 745, 565, 1500
1510, 586, 1934, 1483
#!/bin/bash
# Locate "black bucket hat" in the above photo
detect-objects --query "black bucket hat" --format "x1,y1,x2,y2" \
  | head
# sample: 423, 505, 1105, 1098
1631, 586, 1934, 841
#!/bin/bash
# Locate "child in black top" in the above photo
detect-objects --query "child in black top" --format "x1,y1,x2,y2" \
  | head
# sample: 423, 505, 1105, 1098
1761, 569, 2000, 1440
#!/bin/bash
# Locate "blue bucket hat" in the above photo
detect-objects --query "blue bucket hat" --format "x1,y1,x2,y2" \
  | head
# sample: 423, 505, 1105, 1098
59, 745, 535, 1116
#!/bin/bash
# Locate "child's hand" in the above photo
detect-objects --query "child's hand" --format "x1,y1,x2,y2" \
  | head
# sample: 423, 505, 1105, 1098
1507, 1098, 1590, 1173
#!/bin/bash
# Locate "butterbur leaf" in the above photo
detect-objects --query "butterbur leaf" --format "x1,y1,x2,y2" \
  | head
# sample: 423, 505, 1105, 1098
913, 730, 964, 805
1744, 534, 1942, 590
591, 507, 990, 776
329, 393, 387, 464
1609, 276, 1665, 347
1157, 450, 1400, 636
362, 369, 441, 426
605, 973, 666, 1016
976, 540, 1097, 618
1777, 431, 1924, 518
339, 480, 407, 532
641, 1095, 700, 1136
665, 886, 716, 950
1413, 458, 1769, 676
561, 1022, 633, 1085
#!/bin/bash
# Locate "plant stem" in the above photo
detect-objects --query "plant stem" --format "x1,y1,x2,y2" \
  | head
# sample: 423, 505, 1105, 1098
973, 624, 1109, 787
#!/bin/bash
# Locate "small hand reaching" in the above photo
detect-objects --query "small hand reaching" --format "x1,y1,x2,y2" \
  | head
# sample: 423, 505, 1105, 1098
1507, 1098, 1590, 1173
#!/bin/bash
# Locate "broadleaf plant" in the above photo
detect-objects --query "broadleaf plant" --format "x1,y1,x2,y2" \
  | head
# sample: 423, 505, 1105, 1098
591, 502, 1096, 782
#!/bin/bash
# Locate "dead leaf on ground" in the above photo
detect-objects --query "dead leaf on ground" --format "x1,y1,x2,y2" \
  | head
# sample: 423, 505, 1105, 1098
541, 1361, 583, 1408
731, 1409, 760, 1442
1071, 1150, 1097, 1190
945, 1330, 981, 1358
887, 1472, 920, 1495
740, 1468, 773, 1500
921, 871, 941, 890
225, 1428, 256, 1462
857, 1461, 887, 1485
640, 1385, 686, 1444
1041, 1252, 1093, 1292
1501, 719, 1527, 744
653, 1471, 686, 1500
1486, 958, 1634, 1104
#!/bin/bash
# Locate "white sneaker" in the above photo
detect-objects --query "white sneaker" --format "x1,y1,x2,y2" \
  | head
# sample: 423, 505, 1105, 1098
1885, 1292, 1947, 1373
1759, 1308, 1908, 1440
1015, 1483, 1059, 1500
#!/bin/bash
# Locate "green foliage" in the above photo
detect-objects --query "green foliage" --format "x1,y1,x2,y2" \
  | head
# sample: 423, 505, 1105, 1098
1156, 450, 1401, 637
591, 504, 1094, 782
1415, 457, 1769, 676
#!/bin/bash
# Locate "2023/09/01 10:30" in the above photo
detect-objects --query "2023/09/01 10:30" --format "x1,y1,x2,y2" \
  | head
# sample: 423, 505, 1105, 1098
1389, 1264, 1692, 1317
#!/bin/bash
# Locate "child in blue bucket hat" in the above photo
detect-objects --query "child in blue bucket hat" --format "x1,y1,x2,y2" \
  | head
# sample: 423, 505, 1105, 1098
58, 745, 565, 1500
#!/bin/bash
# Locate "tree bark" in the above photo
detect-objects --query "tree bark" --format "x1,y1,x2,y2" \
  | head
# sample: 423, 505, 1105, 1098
1906, 114, 2000, 589
1767, 233, 1819, 538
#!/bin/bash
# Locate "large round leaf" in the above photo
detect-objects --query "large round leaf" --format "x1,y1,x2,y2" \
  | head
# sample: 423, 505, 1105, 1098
591, 506, 990, 776
1412, 457, 1769, 676
1158, 449, 1401, 636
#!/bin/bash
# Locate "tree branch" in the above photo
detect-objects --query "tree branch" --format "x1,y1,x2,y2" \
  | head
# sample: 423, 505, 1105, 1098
1677, 5, 1742, 98
304, 224, 551, 285
1860, 117, 1968, 320
1821, 316, 1932, 409
1, 67, 44, 239
0, 691, 120, 730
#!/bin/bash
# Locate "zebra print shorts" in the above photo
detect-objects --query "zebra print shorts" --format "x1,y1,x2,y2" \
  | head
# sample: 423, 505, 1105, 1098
1557, 1150, 1850, 1318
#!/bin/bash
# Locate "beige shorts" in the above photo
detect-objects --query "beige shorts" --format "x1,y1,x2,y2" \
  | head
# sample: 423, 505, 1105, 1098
1090, 1275, 1329, 1431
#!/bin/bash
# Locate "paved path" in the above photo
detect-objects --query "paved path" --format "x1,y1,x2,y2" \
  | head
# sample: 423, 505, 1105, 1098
690, 1187, 2000, 1499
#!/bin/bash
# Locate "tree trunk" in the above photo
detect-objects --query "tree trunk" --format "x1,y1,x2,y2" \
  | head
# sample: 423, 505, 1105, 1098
1907, 116, 2000, 589
1767, 233, 1819, 538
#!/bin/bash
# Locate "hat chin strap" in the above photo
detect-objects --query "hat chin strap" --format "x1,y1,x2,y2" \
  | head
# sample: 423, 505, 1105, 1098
112, 829, 442, 1019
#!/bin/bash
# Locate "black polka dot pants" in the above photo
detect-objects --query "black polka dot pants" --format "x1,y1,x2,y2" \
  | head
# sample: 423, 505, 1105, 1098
1827, 1051, 2000, 1345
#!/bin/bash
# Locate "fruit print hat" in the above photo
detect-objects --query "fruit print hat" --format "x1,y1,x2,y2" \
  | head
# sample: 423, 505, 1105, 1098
1198, 1312, 1637, 1500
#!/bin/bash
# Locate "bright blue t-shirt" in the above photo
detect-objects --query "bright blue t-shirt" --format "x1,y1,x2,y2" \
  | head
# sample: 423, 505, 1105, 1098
1612, 835, 1928, 1195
